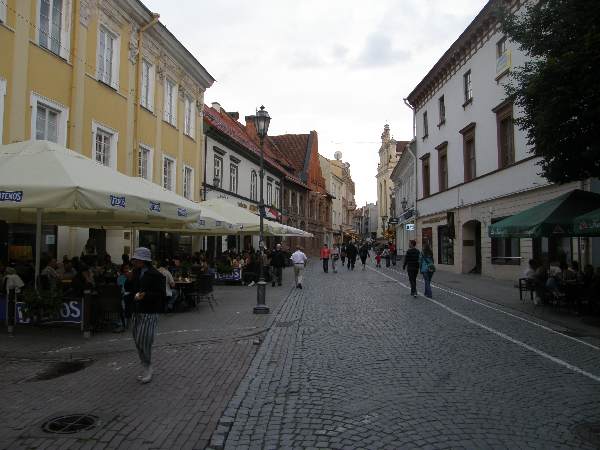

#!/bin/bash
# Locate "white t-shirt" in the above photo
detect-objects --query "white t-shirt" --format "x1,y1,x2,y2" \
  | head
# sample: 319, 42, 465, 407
158, 267, 175, 297
290, 250, 308, 265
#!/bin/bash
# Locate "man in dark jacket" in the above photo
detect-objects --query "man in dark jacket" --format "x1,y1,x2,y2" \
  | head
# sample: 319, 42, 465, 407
346, 241, 358, 270
403, 240, 421, 297
129, 247, 165, 384
270, 243, 285, 287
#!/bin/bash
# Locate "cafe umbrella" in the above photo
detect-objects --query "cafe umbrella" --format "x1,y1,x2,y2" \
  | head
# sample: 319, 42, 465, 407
0, 140, 229, 284
572, 208, 600, 236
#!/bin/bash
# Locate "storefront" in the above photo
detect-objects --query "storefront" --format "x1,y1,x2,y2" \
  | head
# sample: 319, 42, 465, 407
0, 221, 57, 266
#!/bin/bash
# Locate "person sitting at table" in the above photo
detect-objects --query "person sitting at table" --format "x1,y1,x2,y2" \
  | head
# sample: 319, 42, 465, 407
568, 261, 584, 282
523, 259, 537, 280
158, 260, 177, 312
68, 263, 96, 297
40, 258, 61, 289
58, 259, 77, 281
3, 267, 25, 295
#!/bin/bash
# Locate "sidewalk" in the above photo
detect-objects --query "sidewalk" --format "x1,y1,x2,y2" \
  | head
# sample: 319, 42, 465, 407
420, 268, 600, 339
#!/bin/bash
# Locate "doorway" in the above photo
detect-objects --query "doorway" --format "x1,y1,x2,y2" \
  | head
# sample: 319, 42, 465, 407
462, 220, 481, 274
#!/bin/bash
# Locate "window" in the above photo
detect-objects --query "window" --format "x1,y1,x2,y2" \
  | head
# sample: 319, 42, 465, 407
213, 155, 223, 188
97, 25, 120, 88
30, 92, 69, 146
140, 59, 155, 111
0, 78, 5, 143
250, 170, 257, 201
496, 37, 507, 58
421, 154, 430, 198
183, 165, 193, 199
274, 183, 281, 209
229, 163, 238, 193
0, 0, 7, 23
437, 145, 448, 191
463, 70, 472, 104
496, 103, 515, 168
267, 182, 273, 205
184, 95, 195, 138
300, 194, 305, 215
438, 96, 445, 125
38, 0, 70, 58
162, 155, 176, 191
138, 144, 153, 180
491, 217, 520, 265
163, 78, 177, 126
422, 111, 428, 138
92, 121, 118, 169
460, 123, 476, 182
437, 225, 454, 265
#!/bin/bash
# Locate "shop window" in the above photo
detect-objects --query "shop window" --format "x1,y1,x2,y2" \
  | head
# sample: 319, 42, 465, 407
491, 217, 520, 264
437, 225, 454, 265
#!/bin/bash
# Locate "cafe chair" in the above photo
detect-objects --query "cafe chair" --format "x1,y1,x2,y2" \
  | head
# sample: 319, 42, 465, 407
186, 274, 215, 311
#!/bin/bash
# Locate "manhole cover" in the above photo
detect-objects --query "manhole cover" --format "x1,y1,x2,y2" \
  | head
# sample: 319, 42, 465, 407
573, 422, 600, 446
32, 359, 92, 381
42, 414, 99, 434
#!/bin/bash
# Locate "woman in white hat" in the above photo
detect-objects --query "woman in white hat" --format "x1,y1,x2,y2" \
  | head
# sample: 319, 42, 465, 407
129, 247, 166, 384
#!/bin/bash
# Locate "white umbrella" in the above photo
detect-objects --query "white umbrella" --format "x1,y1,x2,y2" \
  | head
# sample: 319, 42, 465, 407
0, 140, 228, 283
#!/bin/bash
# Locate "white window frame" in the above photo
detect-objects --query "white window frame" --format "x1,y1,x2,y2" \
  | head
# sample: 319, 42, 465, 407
140, 58, 155, 111
274, 183, 281, 209
184, 95, 195, 139
36, 0, 71, 59
0, 1, 7, 23
163, 78, 178, 126
229, 163, 238, 193
213, 155, 223, 188
30, 92, 69, 146
91, 120, 119, 170
464, 70, 472, 103
138, 143, 153, 180
162, 154, 177, 192
183, 165, 194, 200
250, 170, 257, 201
267, 182, 273, 206
0, 78, 6, 144
96, 23, 120, 89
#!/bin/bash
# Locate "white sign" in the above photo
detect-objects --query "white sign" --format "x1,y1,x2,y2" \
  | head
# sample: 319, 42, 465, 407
405, 223, 415, 231
46, 235, 56, 245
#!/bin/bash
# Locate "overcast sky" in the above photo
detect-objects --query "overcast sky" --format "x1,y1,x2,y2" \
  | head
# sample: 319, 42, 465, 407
145, 0, 487, 206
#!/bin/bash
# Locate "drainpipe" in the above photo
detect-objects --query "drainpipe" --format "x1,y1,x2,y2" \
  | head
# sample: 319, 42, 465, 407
133, 13, 160, 176
68, 0, 80, 150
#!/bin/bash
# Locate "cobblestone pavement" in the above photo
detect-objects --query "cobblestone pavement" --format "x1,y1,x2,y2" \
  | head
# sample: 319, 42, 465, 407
0, 282, 291, 450
213, 261, 600, 450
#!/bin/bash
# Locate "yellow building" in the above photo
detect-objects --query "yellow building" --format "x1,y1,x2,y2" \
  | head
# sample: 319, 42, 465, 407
0, 0, 214, 260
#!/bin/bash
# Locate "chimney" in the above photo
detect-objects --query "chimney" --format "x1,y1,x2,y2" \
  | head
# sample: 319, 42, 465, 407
245, 114, 258, 142
226, 111, 239, 121
211, 102, 221, 112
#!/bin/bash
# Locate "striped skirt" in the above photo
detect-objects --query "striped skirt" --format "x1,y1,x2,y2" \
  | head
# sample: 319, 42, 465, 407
131, 313, 158, 366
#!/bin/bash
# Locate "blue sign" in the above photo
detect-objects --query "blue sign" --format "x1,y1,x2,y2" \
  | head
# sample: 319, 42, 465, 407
149, 201, 161, 212
215, 268, 242, 282
110, 195, 126, 208
15, 300, 82, 324
0, 190, 23, 202
177, 208, 188, 217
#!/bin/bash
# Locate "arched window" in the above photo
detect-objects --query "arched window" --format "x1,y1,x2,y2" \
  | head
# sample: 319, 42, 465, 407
250, 170, 257, 200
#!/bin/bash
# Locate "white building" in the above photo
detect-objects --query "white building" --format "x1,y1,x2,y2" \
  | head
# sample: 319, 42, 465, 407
406, 0, 586, 281
390, 140, 416, 256
203, 103, 284, 254
319, 154, 343, 245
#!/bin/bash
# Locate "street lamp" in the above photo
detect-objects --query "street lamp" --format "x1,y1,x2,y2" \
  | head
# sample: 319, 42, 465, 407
254, 105, 271, 315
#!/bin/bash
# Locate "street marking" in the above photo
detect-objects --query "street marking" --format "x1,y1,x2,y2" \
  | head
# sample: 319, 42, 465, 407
386, 267, 600, 352
370, 267, 600, 384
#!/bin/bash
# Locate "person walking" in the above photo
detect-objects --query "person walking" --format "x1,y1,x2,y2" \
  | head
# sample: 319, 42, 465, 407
320, 243, 331, 273
375, 250, 382, 268
359, 243, 370, 270
419, 244, 435, 298
340, 244, 347, 266
390, 242, 397, 266
403, 240, 421, 297
270, 243, 285, 287
383, 247, 391, 268
290, 246, 308, 289
330, 244, 340, 273
346, 241, 357, 270
129, 247, 166, 384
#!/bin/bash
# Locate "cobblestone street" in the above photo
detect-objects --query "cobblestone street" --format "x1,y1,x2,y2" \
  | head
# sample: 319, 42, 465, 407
213, 261, 600, 450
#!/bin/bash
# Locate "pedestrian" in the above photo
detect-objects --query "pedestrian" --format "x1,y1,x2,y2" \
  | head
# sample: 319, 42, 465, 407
330, 244, 340, 273
375, 251, 382, 268
383, 247, 391, 268
320, 243, 331, 273
129, 247, 166, 384
340, 244, 347, 266
359, 243, 370, 270
346, 241, 357, 270
290, 246, 308, 289
403, 240, 420, 297
270, 243, 285, 287
390, 242, 397, 266
158, 260, 177, 312
419, 244, 435, 298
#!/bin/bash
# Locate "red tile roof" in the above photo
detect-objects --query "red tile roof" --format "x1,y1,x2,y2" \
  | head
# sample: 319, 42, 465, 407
270, 134, 309, 174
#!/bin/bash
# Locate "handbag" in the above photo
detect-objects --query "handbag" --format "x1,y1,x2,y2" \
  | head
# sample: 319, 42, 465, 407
428, 263, 436, 273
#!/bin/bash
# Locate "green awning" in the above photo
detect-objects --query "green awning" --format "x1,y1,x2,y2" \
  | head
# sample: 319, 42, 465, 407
488, 189, 600, 238
573, 208, 600, 236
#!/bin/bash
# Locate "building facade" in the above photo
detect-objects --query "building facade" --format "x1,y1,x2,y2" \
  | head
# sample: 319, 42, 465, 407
390, 140, 417, 256
0, 0, 214, 262
406, 0, 586, 281
319, 154, 343, 244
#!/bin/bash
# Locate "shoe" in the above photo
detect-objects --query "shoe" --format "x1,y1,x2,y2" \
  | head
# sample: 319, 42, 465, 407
137, 365, 153, 383
272, 283, 275, 287
298, 284, 303, 289
248, 281, 255, 287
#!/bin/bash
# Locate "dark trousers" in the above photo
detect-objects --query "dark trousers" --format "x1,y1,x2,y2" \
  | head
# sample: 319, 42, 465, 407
271, 266, 282, 286
407, 268, 418, 295
385, 257, 390, 267
391, 254, 397, 266
322, 258, 329, 273
347, 257, 356, 270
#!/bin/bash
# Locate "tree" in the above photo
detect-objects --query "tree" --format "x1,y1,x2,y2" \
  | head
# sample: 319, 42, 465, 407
500, 0, 600, 183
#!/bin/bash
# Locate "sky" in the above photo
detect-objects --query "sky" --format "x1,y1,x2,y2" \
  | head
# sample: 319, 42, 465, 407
145, 0, 487, 206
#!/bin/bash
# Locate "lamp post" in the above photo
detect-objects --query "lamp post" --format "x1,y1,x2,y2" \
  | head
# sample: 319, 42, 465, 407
254, 105, 271, 314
